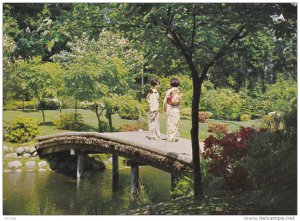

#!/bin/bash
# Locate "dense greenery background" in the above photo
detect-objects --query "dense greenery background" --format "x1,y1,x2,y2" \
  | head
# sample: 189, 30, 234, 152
3, 3, 297, 214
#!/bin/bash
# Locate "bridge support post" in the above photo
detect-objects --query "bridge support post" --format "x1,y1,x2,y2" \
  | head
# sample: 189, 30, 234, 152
77, 154, 84, 178
112, 153, 119, 188
130, 162, 140, 197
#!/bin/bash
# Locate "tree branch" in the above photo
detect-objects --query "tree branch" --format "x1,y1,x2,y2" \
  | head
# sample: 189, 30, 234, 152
199, 24, 246, 83
190, 4, 196, 50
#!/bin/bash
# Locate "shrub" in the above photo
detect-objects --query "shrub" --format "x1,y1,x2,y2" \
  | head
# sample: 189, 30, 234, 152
245, 110, 297, 214
79, 101, 94, 109
98, 120, 111, 132
261, 111, 285, 131
181, 108, 191, 117
171, 160, 213, 198
198, 111, 213, 123
119, 124, 140, 132
202, 127, 257, 190
53, 113, 83, 130
38, 98, 60, 110
171, 176, 194, 198
240, 114, 251, 121
5, 117, 40, 143
201, 88, 243, 120
118, 98, 146, 120
207, 122, 228, 138
4, 100, 36, 110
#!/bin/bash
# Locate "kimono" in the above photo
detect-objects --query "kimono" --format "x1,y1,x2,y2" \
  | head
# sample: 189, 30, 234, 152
147, 88, 160, 139
163, 87, 182, 141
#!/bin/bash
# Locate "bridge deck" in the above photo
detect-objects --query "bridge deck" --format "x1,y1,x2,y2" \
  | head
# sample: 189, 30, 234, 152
37, 131, 204, 165
36, 131, 205, 174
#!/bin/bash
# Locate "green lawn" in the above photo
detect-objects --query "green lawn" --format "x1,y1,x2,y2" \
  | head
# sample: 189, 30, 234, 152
3, 109, 261, 147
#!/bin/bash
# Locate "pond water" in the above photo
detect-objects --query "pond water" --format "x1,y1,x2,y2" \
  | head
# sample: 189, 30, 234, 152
3, 164, 171, 215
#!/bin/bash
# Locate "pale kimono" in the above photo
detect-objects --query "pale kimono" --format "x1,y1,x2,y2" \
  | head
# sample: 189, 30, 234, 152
163, 87, 182, 141
147, 88, 160, 139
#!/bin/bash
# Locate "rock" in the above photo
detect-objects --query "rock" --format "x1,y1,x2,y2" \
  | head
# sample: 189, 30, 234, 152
3, 169, 12, 172
207, 177, 225, 190
138, 129, 144, 132
38, 169, 47, 172
24, 147, 32, 153
7, 161, 22, 169
30, 147, 36, 153
15, 169, 22, 173
38, 161, 48, 169
3, 146, 9, 152
23, 153, 31, 158
25, 161, 37, 169
9, 147, 14, 152
16, 147, 25, 155
5, 153, 18, 158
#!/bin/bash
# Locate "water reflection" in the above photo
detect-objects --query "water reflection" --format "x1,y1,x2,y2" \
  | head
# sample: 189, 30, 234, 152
4, 165, 171, 215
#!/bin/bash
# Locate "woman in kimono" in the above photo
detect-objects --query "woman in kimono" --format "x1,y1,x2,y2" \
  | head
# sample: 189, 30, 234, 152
163, 78, 182, 142
147, 78, 161, 140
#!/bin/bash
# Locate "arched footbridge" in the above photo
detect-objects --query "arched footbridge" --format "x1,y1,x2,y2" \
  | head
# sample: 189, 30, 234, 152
35, 131, 204, 195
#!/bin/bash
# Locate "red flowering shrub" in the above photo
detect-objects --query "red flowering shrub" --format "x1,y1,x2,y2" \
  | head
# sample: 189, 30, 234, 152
202, 127, 257, 189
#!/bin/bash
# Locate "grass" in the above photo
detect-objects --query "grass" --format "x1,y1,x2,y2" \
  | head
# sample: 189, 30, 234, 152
3, 109, 261, 147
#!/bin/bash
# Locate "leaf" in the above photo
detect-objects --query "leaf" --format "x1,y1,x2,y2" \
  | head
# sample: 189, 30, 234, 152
47, 39, 55, 52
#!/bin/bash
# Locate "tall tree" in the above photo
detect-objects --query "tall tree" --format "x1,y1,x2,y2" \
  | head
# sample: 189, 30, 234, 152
52, 31, 144, 130
111, 3, 296, 201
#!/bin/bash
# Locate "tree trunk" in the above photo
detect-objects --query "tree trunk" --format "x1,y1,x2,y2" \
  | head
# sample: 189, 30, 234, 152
191, 78, 203, 201
95, 105, 103, 132
22, 94, 25, 112
57, 94, 62, 113
106, 108, 113, 131
75, 97, 78, 114
261, 65, 266, 93
42, 108, 45, 124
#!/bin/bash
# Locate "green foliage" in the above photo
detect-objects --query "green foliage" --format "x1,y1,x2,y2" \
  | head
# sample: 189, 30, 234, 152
265, 74, 297, 112
261, 112, 285, 131
171, 176, 194, 198
202, 88, 243, 120
97, 120, 112, 133
246, 110, 297, 214
171, 160, 213, 198
53, 112, 83, 131
5, 117, 40, 143
240, 114, 251, 121
180, 108, 191, 117
118, 97, 147, 120
38, 98, 60, 110
4, 100, 36, 110
88, 153, 111, 161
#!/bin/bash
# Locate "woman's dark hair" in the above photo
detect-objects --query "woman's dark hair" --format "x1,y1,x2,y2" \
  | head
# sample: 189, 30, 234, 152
170, 78, 180, 87
150, 78, 160, 86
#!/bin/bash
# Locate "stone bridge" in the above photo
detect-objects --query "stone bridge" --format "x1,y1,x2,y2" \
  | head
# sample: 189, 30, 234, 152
35, 131, 204, 195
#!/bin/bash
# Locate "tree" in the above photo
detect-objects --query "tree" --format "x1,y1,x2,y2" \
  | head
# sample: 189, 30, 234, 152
112, 3, 296, 201
14, 58, 59, 123
53, 31, 144, 131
